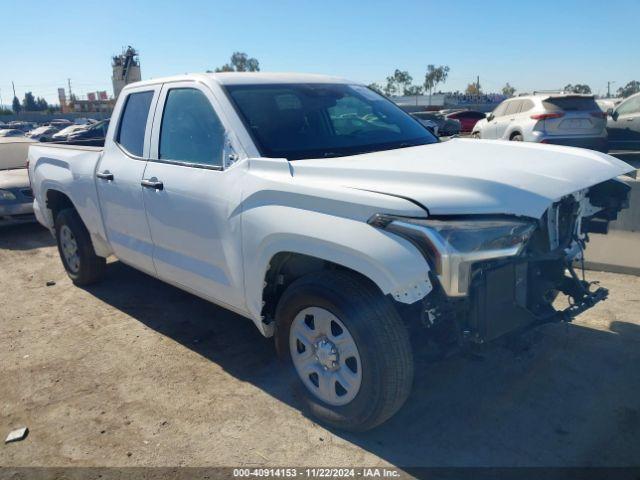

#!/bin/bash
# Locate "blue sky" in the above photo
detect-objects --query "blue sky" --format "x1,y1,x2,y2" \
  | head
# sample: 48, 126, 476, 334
2, 0, 639, 105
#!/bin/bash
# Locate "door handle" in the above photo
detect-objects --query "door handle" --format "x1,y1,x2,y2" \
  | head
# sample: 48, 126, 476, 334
96, 171, 114, 180
141, 178, 164, 190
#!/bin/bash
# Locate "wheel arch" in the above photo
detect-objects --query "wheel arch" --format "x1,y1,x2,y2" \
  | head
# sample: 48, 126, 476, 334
45, 189, 75, 224
509, 129, 523, 140
44, 187, 111, 258
251, 233, 432, 337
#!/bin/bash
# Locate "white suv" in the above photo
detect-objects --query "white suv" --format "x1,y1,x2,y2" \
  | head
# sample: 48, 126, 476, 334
472, 93, 608, 152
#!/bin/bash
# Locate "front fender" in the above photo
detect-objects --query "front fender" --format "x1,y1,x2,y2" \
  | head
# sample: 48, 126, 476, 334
243, 206, 433, 329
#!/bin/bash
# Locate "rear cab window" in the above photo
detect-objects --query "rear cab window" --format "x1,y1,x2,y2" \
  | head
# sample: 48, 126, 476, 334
116, 91, 154, 157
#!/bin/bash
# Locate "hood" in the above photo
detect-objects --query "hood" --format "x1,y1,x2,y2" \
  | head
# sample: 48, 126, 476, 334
0, 167, 29, 189
290, 139, 634, 218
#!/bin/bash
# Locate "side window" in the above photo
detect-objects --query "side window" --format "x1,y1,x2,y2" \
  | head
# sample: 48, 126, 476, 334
493, 101, 508, 117
520, 100, 534, 113
159, 88, 225, 167
116, 91, 154, 157
504, 100, 522, 116
616, 96, 640, 116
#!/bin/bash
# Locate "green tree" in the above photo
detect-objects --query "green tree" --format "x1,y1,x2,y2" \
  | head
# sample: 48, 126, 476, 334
423, 65, 450, 97
22, 91, 38, 111
35, 97, 49, 111
215, 52, 260, 72
384, 69, 412, 97
12, 96, 21, 114
617, 80, 640, 98
404, 85, 423, 96
564, 84, 591, 94
502, 82, 516, 97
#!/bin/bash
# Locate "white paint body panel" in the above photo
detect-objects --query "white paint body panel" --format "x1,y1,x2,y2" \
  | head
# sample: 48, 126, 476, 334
28, 73, 635, 337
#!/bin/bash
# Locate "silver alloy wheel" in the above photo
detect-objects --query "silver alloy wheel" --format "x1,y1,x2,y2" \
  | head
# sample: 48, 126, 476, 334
59, 224, 80, 273
289, 306, 362, 406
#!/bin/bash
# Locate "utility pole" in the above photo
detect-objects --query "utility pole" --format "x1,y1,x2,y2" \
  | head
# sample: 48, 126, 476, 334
607, 81, 615, 98
12, 81, 17, 116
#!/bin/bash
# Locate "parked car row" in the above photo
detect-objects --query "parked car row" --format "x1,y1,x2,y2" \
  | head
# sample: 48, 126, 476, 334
471, 91, 640, 152
0, 118, 109, 145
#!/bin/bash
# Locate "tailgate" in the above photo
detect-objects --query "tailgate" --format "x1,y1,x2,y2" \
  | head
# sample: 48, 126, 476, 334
542, 96, 606, 136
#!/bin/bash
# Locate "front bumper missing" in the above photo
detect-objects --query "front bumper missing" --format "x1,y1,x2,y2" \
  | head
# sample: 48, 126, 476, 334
464, 258, 608, 344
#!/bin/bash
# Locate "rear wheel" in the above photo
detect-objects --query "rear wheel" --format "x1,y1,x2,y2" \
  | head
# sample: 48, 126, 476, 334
275, 271, 414, 431
54, 209, 106, 286
511, 133, 524, 141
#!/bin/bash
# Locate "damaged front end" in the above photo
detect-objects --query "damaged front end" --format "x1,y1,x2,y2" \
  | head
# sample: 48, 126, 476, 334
372, 177, 631, 346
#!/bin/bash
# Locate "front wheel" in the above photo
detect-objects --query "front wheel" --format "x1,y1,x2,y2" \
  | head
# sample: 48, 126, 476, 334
275, 271, 414, 431
54, 208, 106, 286
511, 133, 524, 141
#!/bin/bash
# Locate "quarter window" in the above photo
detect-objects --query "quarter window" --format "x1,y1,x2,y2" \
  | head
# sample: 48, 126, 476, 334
116, 91, 154, 157
159, 88, 225, 167
520, 100, 534, 113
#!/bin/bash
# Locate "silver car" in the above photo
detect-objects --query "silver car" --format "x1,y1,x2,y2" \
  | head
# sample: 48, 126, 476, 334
472, 93, 607, 152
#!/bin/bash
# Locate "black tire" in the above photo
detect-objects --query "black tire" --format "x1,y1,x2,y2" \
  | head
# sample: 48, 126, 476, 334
275, 270, 414, 431
511, 133, 524, 141
54, 208, 106, 286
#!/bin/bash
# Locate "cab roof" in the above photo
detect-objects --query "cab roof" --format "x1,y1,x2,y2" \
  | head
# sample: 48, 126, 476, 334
122, 72, 355, 91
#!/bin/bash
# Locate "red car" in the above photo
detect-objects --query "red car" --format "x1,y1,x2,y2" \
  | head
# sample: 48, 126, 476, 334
445, 110, 486, 133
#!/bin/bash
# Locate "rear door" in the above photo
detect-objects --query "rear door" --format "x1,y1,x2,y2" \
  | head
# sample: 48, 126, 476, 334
541, 96, 605, 137
95, 85, 160, 275
608, 95, 640, 150
142, 81, 247, 310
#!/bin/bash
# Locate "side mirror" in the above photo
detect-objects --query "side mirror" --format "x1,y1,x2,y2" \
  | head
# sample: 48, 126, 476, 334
608, 108, 618, 121
487, 113, 495, 122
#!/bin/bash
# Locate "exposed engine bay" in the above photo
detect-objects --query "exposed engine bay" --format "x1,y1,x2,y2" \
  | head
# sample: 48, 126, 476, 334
412, 178, 631, 347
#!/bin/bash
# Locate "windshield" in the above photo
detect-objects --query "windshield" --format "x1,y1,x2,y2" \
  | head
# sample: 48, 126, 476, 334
225, 83, 437, 160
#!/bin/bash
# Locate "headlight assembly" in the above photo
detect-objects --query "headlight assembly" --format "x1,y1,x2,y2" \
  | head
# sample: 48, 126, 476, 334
0, 189, 17, 201
369, 214, 537, 296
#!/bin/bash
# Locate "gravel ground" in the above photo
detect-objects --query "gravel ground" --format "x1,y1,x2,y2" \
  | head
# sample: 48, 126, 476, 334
1, 223, 639, 467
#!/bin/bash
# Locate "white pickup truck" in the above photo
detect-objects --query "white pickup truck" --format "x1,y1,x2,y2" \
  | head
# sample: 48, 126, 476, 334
29, 73, 633, 431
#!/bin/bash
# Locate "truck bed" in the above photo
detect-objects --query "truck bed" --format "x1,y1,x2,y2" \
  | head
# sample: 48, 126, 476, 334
28, 143, 106, 244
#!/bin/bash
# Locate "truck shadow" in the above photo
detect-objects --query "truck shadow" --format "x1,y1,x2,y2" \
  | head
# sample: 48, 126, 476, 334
84, 260, 640, 467
0, 222, 54, 250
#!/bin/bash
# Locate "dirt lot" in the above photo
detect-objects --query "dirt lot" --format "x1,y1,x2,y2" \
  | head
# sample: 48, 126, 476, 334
1, 223, 639, 467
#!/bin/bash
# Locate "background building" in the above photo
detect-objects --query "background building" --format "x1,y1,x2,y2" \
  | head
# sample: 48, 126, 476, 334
111, 46, 141, 99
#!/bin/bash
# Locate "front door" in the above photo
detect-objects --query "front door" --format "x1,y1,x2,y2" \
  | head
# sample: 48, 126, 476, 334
142, 82, 246, 310
95, 86, 160, 275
